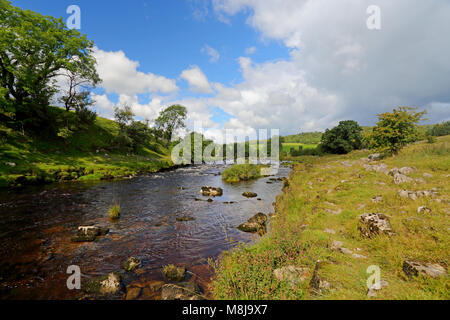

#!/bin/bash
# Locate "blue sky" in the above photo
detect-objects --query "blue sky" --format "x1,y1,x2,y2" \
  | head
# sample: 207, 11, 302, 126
10, 1, 450, 139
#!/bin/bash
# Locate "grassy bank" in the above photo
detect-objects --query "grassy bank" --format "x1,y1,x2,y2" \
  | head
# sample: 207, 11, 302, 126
213, 136, 449, 300
0, 109, 172, 189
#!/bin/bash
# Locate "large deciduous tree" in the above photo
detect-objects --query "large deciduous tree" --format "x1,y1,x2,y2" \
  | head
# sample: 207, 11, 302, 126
320, 120, 363, 154
155, 105, 187, 146
0, 0, 99, 131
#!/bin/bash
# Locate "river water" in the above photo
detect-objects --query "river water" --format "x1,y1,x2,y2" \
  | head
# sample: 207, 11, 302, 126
0, 164, 290, 300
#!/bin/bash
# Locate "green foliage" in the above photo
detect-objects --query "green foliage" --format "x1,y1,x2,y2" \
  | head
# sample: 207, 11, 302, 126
0, 0, 99, 133
367, 107, 426, 155
222, 164, 265, 183
155, 105, 187, 146
321, 120, 363, 154
426, 135, 437, 144
428, 121, 450, 137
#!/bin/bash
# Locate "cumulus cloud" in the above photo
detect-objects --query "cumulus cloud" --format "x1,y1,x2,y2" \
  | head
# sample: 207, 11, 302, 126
210, 0, 450, 132
201, 44, 221, 63
93, 47, 178, 95
181, 65, 214, 93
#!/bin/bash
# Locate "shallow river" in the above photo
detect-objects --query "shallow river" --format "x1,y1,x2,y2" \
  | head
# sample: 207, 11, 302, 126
0, 164, 290, 300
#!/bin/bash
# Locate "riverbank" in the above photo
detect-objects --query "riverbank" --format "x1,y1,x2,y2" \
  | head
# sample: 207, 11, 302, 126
212, 136, 449, 300
0, 111, 175, 189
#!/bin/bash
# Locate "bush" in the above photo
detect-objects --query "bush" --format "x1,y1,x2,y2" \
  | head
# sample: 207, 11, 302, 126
222, 164, 265, 183
367, 107, 426, 155
320, 120, 363, 154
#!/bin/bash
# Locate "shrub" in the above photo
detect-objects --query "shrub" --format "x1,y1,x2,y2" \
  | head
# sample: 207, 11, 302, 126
429, 121, 450, 137
367, 107, 426, 155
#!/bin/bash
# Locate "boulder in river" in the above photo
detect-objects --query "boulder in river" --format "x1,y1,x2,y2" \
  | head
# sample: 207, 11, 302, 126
71, 226, 109, 242
242, 191, 258, 198
163, 265, 186, 282
161, 282, 204, 300
200, 186, 223, 197
82, 272, 123, 296
176, 216, 196, 222
238, 212, 268, 234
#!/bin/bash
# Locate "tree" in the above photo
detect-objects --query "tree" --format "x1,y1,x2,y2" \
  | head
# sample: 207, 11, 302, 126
368, 107, 426, 154
155, 105, 187, 146
429, 121, 450, 137
321, 120, 363, 154
114, 105, 134, 132
0, 0, 99, 130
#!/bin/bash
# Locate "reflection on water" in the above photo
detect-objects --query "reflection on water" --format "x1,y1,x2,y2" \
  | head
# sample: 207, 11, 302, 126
0, 164, 290, 299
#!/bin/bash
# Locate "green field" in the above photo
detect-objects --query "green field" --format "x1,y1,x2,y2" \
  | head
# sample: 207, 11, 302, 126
282, 143, 318, 153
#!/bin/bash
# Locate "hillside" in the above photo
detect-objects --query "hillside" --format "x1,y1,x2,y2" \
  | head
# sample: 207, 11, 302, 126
0, 107, 172, 189
213, 135, 449, 300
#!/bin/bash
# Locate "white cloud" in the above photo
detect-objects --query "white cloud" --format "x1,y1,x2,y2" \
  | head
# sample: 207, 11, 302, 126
181, 65, 214, 94
209, 0, 450, 132
93, 47, 178, 95
245, 46, 257, 55
201, 44, 221, 63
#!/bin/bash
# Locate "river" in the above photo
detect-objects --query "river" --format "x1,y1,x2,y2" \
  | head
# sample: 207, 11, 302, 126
0, 164, 291, 300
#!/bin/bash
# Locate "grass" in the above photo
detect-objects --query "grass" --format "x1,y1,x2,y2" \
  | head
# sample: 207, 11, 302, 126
213, 135, 450, 300
282, 143, 318, 154
109, 204, 121, 220
222, 164, 267, 183
0, 107, 173, 189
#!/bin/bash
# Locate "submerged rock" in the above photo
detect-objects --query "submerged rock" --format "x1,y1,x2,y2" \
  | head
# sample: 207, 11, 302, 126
163, 265, 186, 282
71, 226, 109, 242
83, 272, 123, 296
237, 213, 268, 234
358, 213, 394, 238
242, 192, 258, 198
161, 282, 204, 300
200, 186, 223, 197
403, 261, 446, 278
176, 216, 196, 222
123, 257, 141, 272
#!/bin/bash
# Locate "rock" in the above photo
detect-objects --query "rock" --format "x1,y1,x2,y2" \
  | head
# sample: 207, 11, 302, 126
4, 162, 16, 167
273, 266, 310, 287
242, 192, 258, 198
71, 226, 109, 242
309, 261, 331, 294
325, 208, 343, 215
417, 206, 432, 214
415, 178, 426, 184
330, 240, 366, 259
368, 154, 383, 162
123, 257, 141, 272
398, 190, 437, 200
423, 173, 433, 178
176, 216, 196, 222
364, 163, 389, 175
393, 173, 413, 185
163, 265, 186, 282
324, 228, 336, 234
161, 282, 204, 300
83, 273, 122, 296
372, 196, 383, 203
359, 213, 394, 238
207, 198, 213, 202
390, 167, 415, 175
126, 287, 142, 300
238, 213, 268, 234
403, 261, 446, 278
331, 240, 344, 250
200, 186, 223, 197
367, 280, 389, 298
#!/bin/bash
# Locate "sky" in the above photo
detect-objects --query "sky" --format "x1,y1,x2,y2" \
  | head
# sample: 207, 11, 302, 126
11, 0, 450, 141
